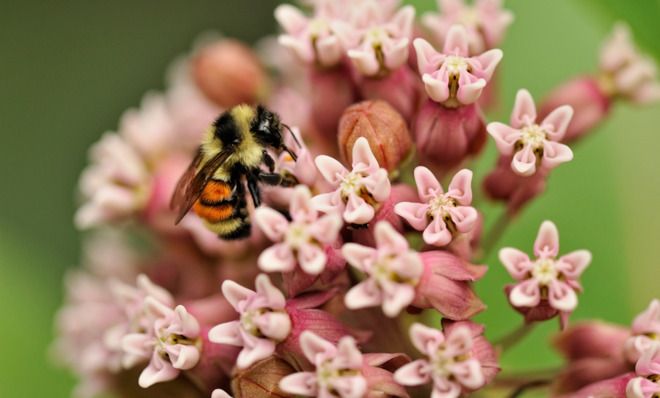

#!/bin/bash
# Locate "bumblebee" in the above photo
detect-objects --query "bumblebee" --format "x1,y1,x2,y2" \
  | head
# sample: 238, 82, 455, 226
171, 105, 299, 240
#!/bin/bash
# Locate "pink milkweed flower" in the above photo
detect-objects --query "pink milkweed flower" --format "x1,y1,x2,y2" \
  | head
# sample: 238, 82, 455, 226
625, 299, 660, 362
342, 221, 424, 317
499, 221, 591, 326
600, 23, 660, 105
413, 25, 503, 107
488, 89, 574, 177
313, 137, 391, 226
394, 322, 494, 397
255, 185, 343, 275
395, 167, 477, 247
279, 331, 408, 398
279, 332, 367, 397
337, 5, 415, 77
552, 321, 632, 394
275, 4, 345, 67
627, 344, 660, 398
208, 274, 292, 369
422, 0, 514, 55
121, 300, 201, 388
566, 373, 636, 398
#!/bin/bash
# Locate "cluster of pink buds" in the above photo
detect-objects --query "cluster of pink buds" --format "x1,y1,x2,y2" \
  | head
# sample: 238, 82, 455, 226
53, 1, 660, 398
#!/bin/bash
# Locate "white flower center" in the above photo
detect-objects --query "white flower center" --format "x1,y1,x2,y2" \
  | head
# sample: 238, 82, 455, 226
340, 172, 364, 198
521, 124, 547, 148
445, 55, 470, 75
531, 259, 559, 285
372, 253, 421, 287
431, 346, 470, 378
366, 26, 388, 44
309, 18, 331, 37
240, 309, 262, 335
285, 222, 311, 250
459, 8, 480, 27
428, 194, 455, 218
316, 360, 361, 393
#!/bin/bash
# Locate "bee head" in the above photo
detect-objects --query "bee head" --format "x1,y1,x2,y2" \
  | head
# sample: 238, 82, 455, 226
252, 105, 298, 161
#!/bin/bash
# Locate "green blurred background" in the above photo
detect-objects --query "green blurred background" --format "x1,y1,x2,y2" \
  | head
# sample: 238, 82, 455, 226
0, 0, 658, 396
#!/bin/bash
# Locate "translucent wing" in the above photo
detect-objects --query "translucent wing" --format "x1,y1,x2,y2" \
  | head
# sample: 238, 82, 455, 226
170, 147, 233, 224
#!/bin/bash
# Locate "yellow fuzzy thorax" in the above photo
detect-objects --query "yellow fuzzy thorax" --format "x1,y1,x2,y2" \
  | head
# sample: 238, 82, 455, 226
200, 105, 265, 180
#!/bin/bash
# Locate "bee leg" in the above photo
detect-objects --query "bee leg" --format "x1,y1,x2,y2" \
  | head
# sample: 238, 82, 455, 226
258, 171, 298, 187
246, 171, 262, 208
262, 150, 275, 173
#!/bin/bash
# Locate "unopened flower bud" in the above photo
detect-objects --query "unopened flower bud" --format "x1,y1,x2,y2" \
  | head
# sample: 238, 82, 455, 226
338, 100, 412, 172
415, 99, 487, 172
230, 356, 296, 398
309, 65, 358, 144
192, 39, 268, 108
358, 66, 422, 120
539, 77, 611, 143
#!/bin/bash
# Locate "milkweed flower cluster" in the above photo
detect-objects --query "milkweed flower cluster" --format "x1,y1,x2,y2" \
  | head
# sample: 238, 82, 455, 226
54, 1, 660, 398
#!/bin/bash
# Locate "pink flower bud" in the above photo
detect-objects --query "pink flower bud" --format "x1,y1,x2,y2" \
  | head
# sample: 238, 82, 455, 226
567, 373, 636, 398
412, 250, 486, 320
338, 100, 412, 172
230, 356, 296, 398
309, 65, 358, 143
552, 321, 632, 394
192, 39, 268, 108
357, 66, 422, 120
539, 77, 611, 143
414, 99, 487, 173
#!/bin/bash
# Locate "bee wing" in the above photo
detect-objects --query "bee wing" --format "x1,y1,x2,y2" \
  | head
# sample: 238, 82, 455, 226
170, 147, 233, 224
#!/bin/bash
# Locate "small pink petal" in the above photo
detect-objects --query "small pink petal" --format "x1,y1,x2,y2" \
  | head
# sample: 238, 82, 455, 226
311, 191, 344, 214
382, 282, 415, 317
394, 201, 430, 231
511, 89, 537, 128
274, 4, 308, 34
236, 336, 276, 369
474, 49, 504, 80
413, 38, 441, 75
335, 336, 363, 368
166, 343, 200, 370
447, 206, 478, 234
315, 155, 348, 185
279, 372, 319, 396
308, 213, 343, 243
351, 137, 380, 171
414, 166, 444, 202
541, 140, 573, 169
627, 376, 660, 398
450, 358, 485, 389
342, 243, 377, 272
255, 274, 286, 309
422, 74, 451, 103
362, 169, 391, 202
374, 221, 409, 253
256, 311, 292, 341
499, 248, 532, 279
345, 279, 383, 310
509, 279, 541, 308
348, 49, 381, 76
290, 185, 316, 221
208, 321, 242, 346
443, 25, 469, 56
487, 122, 522, 155
394, 359, 432, 386
121, 333, 153, 359
258, 244, 296, 273
344, 193, 375, 225
300, 331, 336, 364
221, 281, 254, 311
456, 77, 486, 105
540, 105, 574, 141
446, 169, 473, 204
511, 143, 537, 176
316, 35, 343, 67
534, 220, 560, 258
548, 280, 578, 312
138, 353, 180, 388
422, 217, 452, 246
331, 375, 367, 398
409, 323, 443, 354
557, 250, 592, 279
298, 244, 327, 275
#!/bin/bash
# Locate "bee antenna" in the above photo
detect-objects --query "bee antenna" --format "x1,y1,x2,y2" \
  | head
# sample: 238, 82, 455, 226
282, 123, 302, 149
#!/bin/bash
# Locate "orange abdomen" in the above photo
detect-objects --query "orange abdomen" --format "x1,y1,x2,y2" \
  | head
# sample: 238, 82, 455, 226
193, 180, 235, 223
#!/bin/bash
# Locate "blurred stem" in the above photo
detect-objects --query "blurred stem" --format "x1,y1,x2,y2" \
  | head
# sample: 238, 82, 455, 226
493, 322, 536, 353
507, 379, 551, 398
479, 208, 512, 261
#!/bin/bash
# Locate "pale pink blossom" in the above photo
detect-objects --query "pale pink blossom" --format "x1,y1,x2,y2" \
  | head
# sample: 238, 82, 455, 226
256, 185, 342, 275
499, 221, 591, 320
337, 5, 415, 76
208, 274, 291, 369
122, 300, 201, 388
627, 344, 660, 398
279, 331, 367, 398
313, 137, 391, 225
625, 299, 660, 362
413, 25, 502, 106
488, 89, 574, 176
395, 167, 477, 247
275, 4, 345, 67
600, 23, 660, 104
394, 323, 486, 397
422, 0, 513, 55
342, 221, 423, 317
119, 93, 177, 160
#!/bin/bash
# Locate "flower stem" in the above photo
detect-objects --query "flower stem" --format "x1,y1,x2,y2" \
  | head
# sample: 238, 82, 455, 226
479, 208, 512, 261
507, 379, 551, 398
493, 322, 536, 353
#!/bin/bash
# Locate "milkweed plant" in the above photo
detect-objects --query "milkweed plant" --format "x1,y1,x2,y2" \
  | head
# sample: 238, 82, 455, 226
53, 1, 660, 397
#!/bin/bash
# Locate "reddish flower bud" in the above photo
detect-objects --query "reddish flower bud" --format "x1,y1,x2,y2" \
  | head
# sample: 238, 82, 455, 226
309, 64, 358, 144
230, 356, 296, 398
338, 100, 412, 173
539, 77, 611, 144
357, 66, 422, 120
192, 39, 268, 108
414, 99, 487, 173
482, 155, 548, 215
